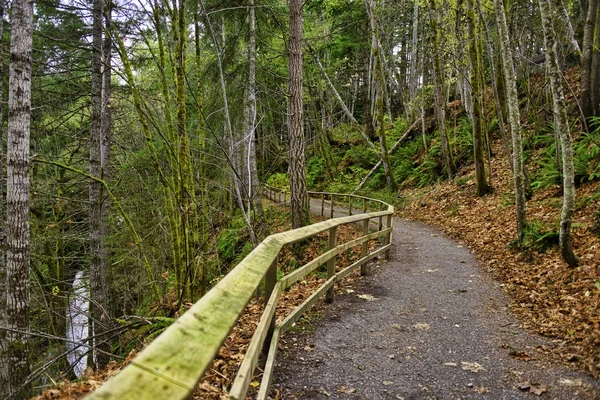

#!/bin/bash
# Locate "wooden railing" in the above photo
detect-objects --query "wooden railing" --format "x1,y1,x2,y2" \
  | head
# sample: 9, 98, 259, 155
87, 189, 393, 400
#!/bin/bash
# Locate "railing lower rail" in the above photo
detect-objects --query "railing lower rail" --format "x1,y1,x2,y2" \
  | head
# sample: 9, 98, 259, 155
87, 189, 393, 400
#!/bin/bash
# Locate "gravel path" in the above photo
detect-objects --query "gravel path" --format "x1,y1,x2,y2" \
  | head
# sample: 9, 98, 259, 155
272, 215, 600, 399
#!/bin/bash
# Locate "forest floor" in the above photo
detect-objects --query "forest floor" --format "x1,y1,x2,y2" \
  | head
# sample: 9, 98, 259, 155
271, 211, 600, 399
400, 144, 600, 379
34, 161, 600, 399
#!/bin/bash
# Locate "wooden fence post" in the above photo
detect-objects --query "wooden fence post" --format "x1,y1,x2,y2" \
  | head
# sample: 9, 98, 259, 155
361, 218, 369, 276
321, 193, 325, 216
330, 194, 334, 219
263, 256, 278, 354
378, 203, 384, 231
326, 226, 337, 303
385, 214, 392, 259
348, 196, 352, 216
362, 198, 367, 213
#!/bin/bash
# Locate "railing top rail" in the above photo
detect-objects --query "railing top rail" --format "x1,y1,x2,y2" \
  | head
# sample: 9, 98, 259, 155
264, 185, 394, 212
87, 190, 394, 400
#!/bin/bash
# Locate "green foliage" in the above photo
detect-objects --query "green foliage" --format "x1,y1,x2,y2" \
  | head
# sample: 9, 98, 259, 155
392, 133, 441, 188
340, 144, 379, 169
307, 156, 326, 188
530, 119, 600, 189
216, 227, 248, 263
266, 173, 290, 191
574, 122, 600, 183
450, 117, 475, 169
510, 220, 559, 252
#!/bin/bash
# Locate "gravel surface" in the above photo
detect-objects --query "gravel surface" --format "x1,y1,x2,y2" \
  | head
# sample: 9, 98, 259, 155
272, 217, 600, 399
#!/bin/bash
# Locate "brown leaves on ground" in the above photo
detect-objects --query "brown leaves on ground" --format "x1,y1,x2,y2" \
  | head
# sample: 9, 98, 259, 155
402, 142, 600, 378
35, 206, 373, 399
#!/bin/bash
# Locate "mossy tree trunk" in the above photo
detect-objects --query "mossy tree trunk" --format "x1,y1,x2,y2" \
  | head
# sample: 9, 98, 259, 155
466, 0, 490, 196
366, 0, 397, 191
538, 0, 579, 267
493, 0, 528, 241
428, 0, 456, 178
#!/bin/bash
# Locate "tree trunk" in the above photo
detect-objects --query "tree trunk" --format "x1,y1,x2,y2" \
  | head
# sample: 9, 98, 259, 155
0, 0, 7, 391
288, 0, 309, 228
365, 0, 397, 191
591, 6, 600, 117
90, 0, 111, 369
408, 1, 420, 119
580, 0, 598, 123
494, 0, 527, 241
244, 0, 266, 238
5, 0, 34, 396
466, 0, 490, 195
428, 0, 456, 177
539, 0, 579, 267
477, 0, 514, 173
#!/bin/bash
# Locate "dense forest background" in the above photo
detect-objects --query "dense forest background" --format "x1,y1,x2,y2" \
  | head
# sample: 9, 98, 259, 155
0, 0, 599, 397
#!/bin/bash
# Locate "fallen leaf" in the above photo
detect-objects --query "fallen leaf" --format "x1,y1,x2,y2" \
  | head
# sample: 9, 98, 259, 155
461, 361, 485, 373
318, 387, 331, 397
413, 322, 430, 330
558, 378, 582, 387
382, 381, 394, 386
303, 344, 315, 352
336, 386, 356, 394
530, 385, 547, 396
358, 294, 376, 301
250, 381, 260, 388
518, 382, 531, 391
509, 350, 532, 361
444, 362, 458, 366
474, 386, 489, 394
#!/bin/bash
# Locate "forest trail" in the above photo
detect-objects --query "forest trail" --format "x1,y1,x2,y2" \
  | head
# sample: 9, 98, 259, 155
272, 205, 600, 399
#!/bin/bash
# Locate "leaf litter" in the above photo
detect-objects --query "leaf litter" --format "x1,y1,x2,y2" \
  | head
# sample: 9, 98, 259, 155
403, 143, 600, 378
33, 207, 375, 399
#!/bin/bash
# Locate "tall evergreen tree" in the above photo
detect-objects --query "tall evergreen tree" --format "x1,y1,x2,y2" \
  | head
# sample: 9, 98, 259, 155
90, 0, 111, 369
5, 0, 34, 396
288, 0, 310, 228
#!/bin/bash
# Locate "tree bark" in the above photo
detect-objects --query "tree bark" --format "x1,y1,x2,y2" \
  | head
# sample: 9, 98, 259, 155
288, 0, 310, 228
365, 0, 397, 191
90, 0, 111, 370
408, 1, 420, 119
5, 0, 34, 396
0, 0, 7, 391
244, 0, 266, 238
580, 0, 599, 123
494, 0, 528, 241
466, 0, 490, 195
428, 0, 456, 177
539, 0, 579, 267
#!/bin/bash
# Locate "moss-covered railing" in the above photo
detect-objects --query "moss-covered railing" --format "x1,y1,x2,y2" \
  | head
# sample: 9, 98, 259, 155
87, 190, 393, 400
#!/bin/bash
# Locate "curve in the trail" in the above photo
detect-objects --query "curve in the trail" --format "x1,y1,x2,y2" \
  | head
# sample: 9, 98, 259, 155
272, 214, 600, 399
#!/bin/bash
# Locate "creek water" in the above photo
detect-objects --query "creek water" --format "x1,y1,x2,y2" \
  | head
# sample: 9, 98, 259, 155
66, 270, 89, 377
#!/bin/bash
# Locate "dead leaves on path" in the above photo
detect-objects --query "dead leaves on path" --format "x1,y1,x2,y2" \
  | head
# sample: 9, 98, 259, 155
403, 153, 600, 377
